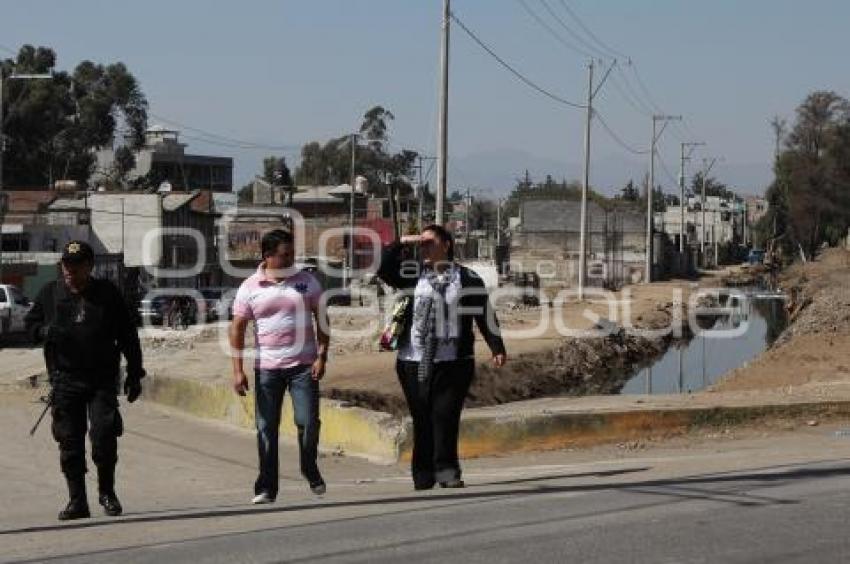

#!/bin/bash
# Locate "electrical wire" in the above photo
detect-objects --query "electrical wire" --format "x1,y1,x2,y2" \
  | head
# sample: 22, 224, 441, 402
536, 0, 613, 61
657, 154, 680, 188
611, 66, 654, 117
514, 0, 595, 59
555, 0, 630, 61
450, 11, 586, 110
149, 112, 299, 152
594, 110, 649, 155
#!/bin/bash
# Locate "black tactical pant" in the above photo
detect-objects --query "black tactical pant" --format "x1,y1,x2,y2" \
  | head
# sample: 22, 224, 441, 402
51, 377, 123, 479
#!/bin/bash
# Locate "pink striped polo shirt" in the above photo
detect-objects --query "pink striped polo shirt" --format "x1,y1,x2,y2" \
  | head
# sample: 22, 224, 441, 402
232, 264, 323, 370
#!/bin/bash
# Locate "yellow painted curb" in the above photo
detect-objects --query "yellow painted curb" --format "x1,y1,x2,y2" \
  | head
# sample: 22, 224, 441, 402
145, 375, 407, 464
397, 401, 850, 461
142, 374, 850, 464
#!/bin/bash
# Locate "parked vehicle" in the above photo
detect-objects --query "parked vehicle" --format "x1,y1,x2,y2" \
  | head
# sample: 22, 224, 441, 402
0, 284, 33, 340
747, 249, 765, 265
199, 287, 237, 321
138, 293, 198, 327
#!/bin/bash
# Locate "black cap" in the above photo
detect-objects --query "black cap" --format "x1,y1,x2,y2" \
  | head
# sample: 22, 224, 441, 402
61, 240, 95, 264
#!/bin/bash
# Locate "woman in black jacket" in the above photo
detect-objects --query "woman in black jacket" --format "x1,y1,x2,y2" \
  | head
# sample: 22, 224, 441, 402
377, 224, 506, 490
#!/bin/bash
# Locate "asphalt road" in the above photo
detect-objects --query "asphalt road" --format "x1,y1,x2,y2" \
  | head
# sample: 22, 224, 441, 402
2, 391, 849, 563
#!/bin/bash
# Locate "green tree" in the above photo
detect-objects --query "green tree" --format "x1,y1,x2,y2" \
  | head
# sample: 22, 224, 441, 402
619, 180, 640, 202
761, 90, 850, 259
690, 171, 735, 200
294, 105, 417, 198
1, 44, 148, 188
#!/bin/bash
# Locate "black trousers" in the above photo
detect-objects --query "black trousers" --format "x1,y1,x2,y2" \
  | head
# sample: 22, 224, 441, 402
51, 378, 123, 480
396, 358, 474, 486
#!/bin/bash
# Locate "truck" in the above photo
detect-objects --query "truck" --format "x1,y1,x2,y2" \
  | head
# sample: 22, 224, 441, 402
0, 284, 33, 342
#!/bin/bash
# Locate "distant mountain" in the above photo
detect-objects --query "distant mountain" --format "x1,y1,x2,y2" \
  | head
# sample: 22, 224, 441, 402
451, 149, 772, 197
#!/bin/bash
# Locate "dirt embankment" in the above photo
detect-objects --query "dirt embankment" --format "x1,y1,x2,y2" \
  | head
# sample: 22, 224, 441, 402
325, 294, 701, 416
713, 247, 850, 392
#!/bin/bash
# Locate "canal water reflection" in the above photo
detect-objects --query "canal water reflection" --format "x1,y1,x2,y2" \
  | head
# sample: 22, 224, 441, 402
620, 292, 788, 395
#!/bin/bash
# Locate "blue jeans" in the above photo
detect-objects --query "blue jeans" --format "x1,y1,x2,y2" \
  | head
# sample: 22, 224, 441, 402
254, 364, 322, 497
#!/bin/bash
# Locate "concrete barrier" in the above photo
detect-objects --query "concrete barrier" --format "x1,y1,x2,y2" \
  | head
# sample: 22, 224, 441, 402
145, 375, 407, 464
142, 375, 850, 464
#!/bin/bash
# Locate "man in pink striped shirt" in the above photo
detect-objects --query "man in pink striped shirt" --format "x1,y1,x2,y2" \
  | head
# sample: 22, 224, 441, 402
229, 229, 330, 504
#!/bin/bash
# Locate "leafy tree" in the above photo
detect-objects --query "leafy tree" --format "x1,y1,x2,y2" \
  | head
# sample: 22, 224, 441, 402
619, 180, 640, 202
1, 44, 148, 188
294, 105, 417, 198
690, 172, 735, 200
263, 156, 292, 186
761, 90, 850, 259
237, 182, 253, 204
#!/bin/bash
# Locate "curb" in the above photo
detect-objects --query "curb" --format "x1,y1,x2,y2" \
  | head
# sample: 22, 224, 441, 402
143, 373, 850, 464
447, 401, 850, 460
145, 375, 407, 464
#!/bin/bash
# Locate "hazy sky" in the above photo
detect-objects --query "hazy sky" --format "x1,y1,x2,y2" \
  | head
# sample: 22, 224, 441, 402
3, 0, 849, 195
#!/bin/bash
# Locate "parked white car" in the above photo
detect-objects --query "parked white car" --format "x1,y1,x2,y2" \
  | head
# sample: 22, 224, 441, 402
0, 284, 33, 339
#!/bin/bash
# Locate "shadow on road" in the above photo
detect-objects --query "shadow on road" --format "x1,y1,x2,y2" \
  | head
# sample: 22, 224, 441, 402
4, 460, 846, 540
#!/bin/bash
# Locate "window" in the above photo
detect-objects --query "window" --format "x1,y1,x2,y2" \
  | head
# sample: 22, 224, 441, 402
10, 288, 28, 305
0, 289, 7, 303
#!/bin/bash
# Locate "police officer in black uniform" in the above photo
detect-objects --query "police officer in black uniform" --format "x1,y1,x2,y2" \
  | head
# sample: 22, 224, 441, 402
25, 241, 145, 520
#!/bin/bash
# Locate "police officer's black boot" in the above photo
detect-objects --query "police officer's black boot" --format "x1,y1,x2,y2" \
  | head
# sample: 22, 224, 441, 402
58, 474, 90, 521
97, 466, 122, 517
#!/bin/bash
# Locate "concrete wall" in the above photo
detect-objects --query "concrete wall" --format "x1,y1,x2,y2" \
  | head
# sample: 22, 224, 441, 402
88, 193, 162, 268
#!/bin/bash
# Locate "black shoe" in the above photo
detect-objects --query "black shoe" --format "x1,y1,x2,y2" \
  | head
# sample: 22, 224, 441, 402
414, 480, 436, 491
309, 479, 327, 495
98, 492, 123, 517
58, 500, 90, 521
439, 479, 465, 489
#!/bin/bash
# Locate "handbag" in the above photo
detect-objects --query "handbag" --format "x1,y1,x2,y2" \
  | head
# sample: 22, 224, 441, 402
379, 295, 411, 351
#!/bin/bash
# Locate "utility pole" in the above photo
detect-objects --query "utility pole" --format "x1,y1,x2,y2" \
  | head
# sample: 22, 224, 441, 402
577, 58, 614, 300
348, 133, 358, 287
679, 141, 705, 253
496, 198, 502, 246
700, 156, 719, 267
121, 198, 125, 256
465, 186, 471, 258
414, 155, 437, 231
416, 155, 424, 231
577, 60, 593, 301
436, 0, 450, 226
646, 114, 681, 283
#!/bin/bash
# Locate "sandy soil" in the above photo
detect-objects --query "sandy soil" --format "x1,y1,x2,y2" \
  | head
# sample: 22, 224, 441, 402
713, 247, 850, 392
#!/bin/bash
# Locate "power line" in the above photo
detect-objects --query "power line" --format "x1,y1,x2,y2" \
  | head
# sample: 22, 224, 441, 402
450, 11, 586, 109
514, 0, 594, 58
657, 154, 680, 188
536, 0, 613, 61
555, 0, 630, 60
148, 112, 299, 152
594, 110, 649, 155
611, 67, 654, 117
180, 133, 300, 154
629, 63, 664, 115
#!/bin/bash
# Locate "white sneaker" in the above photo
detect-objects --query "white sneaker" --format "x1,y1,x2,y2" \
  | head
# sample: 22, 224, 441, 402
251, 492, 275, 504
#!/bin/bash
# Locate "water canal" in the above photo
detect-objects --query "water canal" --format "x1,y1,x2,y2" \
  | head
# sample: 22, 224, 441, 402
620, 290, 789, 395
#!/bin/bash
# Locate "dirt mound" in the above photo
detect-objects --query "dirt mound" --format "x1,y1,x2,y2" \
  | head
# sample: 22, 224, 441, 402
468, 329, 667, 407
